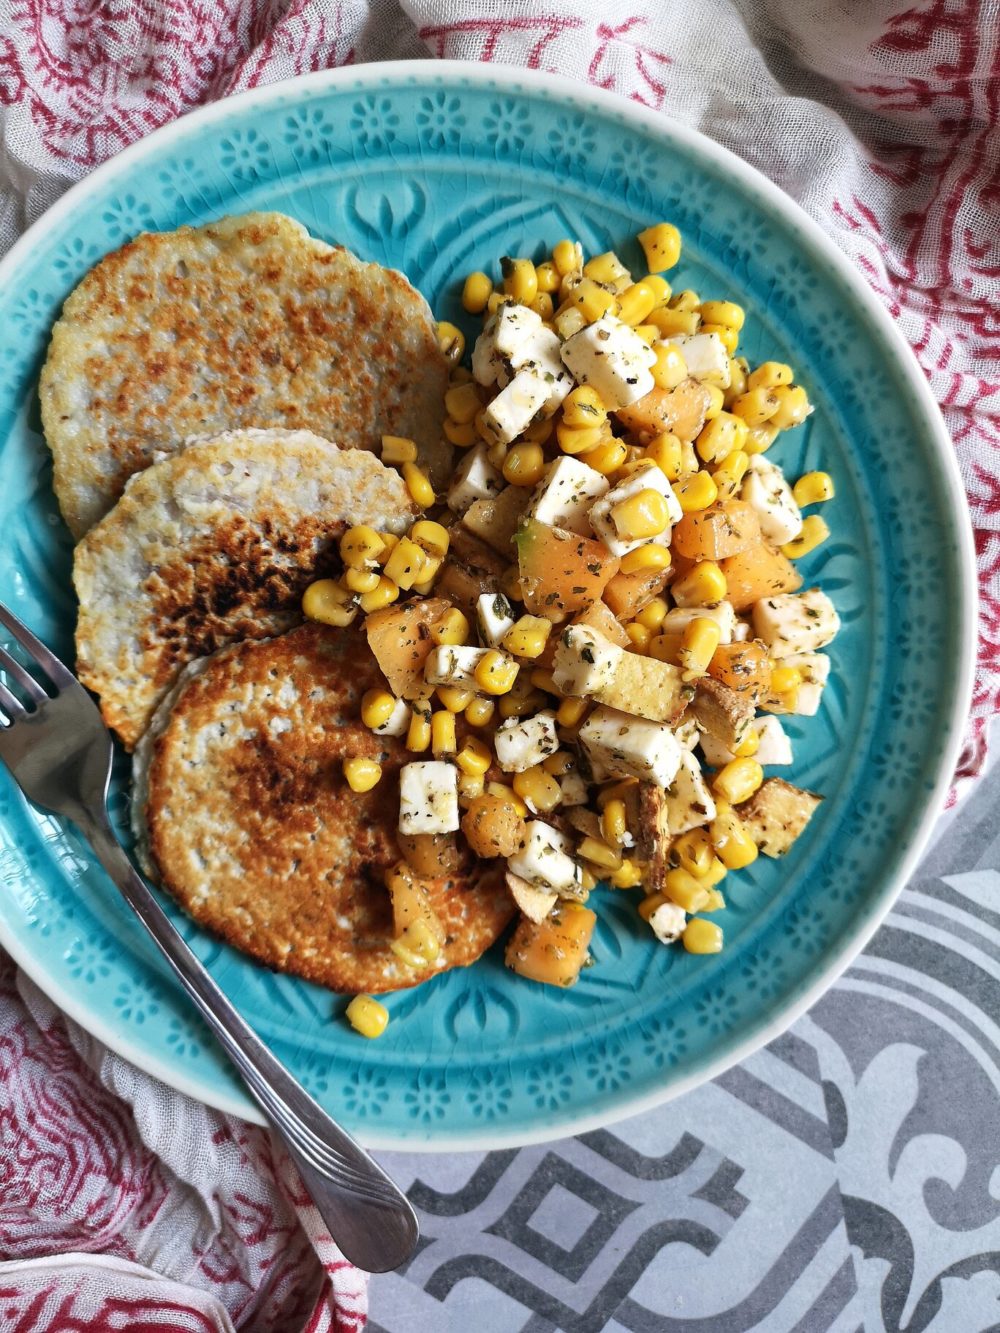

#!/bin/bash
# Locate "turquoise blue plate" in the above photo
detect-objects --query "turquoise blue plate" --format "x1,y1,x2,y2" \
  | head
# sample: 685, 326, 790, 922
0, 65, 975, 1148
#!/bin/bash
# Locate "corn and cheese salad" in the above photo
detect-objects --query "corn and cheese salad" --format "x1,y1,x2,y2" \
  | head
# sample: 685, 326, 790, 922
303, 223, 840, 1035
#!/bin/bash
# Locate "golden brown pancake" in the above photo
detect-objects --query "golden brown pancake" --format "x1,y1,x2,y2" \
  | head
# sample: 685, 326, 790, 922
41, 212, 451, 537
132, 624, 514, 993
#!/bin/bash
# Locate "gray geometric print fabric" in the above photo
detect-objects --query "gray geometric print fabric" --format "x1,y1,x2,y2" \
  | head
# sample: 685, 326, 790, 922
373, 759, 1000, 1331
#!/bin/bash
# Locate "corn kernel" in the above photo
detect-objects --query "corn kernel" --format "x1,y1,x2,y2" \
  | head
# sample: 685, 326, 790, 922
674, 828, 714, 877
443, 416, 478, 447
601, 798, 628, 847
391, 918, 442, 967
578, 835, 623, 871
770, 665, 803, 694
345, 994, 389, 1038
343, 565, 381, 594
702, 384, 726, 421
465, 696, 496, 728
696, 411, 749, 465
793, 471, 835, 507
647, 632, 681, 664
503, 442, 546, 488
734, 728, 760, 758
486, 780, 528, 817
406, 709, 431, 753
499, 565, 523, 602
562, 276, 620, 323
360, 689, 396, 730
531, 292, 554, 321
639, 432, 682, 483
343, 757, 382, 793
648, 306, 700, 337
530, 668, 562, 696
513, 765, 563, 814
618, 280, 658, 327
611, 488, 671, 541
487, 291, 511, 315
679, 617, 722, 680
699, 300, 745, 331
486, 440, 508, 470
669, 288, 701, 312
713, 758, 764, 805
583, 250, 630, 287
638, 222, 682, 272
710, 802, 759, 869
552, 239, 583, 275
672, 561, 728, 607
609, 859, 643, 889
712, 449, 750, 501
562, 385, 608, 429
556, 696, 589, 727
458, 772, 486, 806
443, 383, 480, 429
664, 867, 710, 913
770, 384, 812, 430
702, 888, 726, 912
452, 736, 491, 778
541, 750, 575, 777
358, 576, 400, 613
597, 778, 638, 808
634, 323, 658, 345
625, 621, 652, 653
428, 608, 469, 647
580, 438, 628, 476
700, 321, 739, 354
431, 710, 457, 756
340, 524, 386, 569
521, 416, 553, 446
696, 857, 728, 889
724, 356, 748, 406
643, 274, 672, 306
673, 471, 718, 512
651, 341, 688, 391
376, 532, 399, 561
782, 515, 830, 559
683, 919, 723, 954
634, 596, 669, 631
620, 545, 672, 578
436, 321, 465, 366
383, 537, 428, 590
409, 523, 449, 563
748, 360, 793, 390
462, 270, 493, 314
503, 614, 552, 659
437, 685, 474, 713
638, 892, 667, 923
302, 579, 357, 628
499, 684, 548, 719
535, 260, 561, 293
556, 421, 605, 455
744, 422, 780, 455
474, 650, 520, 695
380, 434, 418, 465
731, 386, 779, 427
501, 256, 538, 305
402, 461, 435, 509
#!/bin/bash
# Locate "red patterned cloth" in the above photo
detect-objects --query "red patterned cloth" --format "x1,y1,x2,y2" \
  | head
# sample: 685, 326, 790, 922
0, 2, 997, 1328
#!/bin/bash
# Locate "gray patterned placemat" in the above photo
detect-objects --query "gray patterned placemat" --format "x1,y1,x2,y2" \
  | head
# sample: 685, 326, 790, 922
371, 758, 1000, 1332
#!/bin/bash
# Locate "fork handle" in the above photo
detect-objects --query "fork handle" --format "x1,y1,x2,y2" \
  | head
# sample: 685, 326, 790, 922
77, 809, 418, 1274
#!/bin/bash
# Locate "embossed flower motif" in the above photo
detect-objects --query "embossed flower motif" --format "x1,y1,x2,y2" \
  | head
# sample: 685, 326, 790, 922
219, 129, 270, 184
694, 987, 739, 1035
415, 91, 464, 152
344, 1065, 387, 1118
526, 1058, 573, 1111
299, 1054, 332, 1098
52, 236, 100, 283
767, 259, 819, 308
483, 98, 531, 156
740, 946, 786, 1000
10, 288, 49, 333
784, 907, 831, 956
870, 736, 922, 791
283, 107, 335, 165
403, 1073, 450, 1124
113, 980, 159, 1026
729, 212, 774, 265
101, 193, 155, 243
608, 136, 659, 187
65, 937, 114, 984
466, 1071, 512, 1119
165, 1015, 204, 1060
586, 1044, 631, 1094
546, 114, 596, 174
349, 95, 400, 154
156, 158, 219, 214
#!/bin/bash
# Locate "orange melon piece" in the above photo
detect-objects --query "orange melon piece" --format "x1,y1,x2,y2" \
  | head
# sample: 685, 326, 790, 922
505, 903, 597, 987
616, 379, 713, 442
515, 519, 620, 622
365, 597, 453, 698
672, 500, 760, 562
719, 543, 803, 612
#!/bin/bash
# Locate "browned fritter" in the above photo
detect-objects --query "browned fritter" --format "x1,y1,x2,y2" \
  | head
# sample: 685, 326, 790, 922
135, 624, 514, 993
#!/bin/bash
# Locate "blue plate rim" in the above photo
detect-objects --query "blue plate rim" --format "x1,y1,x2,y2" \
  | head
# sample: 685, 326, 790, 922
0, 60, 978, 1149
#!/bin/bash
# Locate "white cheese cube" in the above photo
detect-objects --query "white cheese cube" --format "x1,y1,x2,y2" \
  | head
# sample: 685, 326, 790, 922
700, 714, 792, 767
559, 315, 656, 409
578, 705, 683, 788
648, 900, 687, 945
791, 682, 824, 716
753, 589, 840, 658
447, 443, 504, 514
372, 697, 410, 738
472, 303, 543, 386
741, 455, 803, 545
476, 592, 517, 647
517, 327, 574, 415
559, 769, 590, 807
494, 710, 559, 774
587, 464, 683, 557
482, 368, 552, 446
662, 601, 738, 645
761, 652, 830, 717
528, 457, 609, 536
665, 750, 717, 834
782, 651, 831, 684
733, 620, 751, 642
398, 761, 459, 835
424, 644, 491, 689
551, 626, 623, 697
674, 716, 701, 751
672, 332, 731, 387
508, 821, 583, 896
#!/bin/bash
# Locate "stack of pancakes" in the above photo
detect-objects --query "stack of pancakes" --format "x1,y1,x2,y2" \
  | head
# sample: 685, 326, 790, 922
42, 212, 512, 993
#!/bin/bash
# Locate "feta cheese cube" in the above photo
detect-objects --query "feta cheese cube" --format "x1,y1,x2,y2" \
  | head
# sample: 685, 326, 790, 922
559, 315, 656, 409
559, 769, 590, 807
472, 303, 543, 386
760, 652, 830, 717
528, 456, 609, 536
674, 716, 701, 751
587, 464, 683, 557
372, 696, 410, 738
424, 644, 490, 689
398, 761, 459, 835
551, 625, 623, 697
782, 651, 831, 684
733, 620, 751, 642
447, 443, 504, 514
741, 455, 803, 545
508, 821, 584, 896
648, 900, 687, 945
753, 589, 840, 658
700, 714, 793, 767
662, 601, 738, 645
494, 710, 559, 774
671, 332, 731, 387
481, 368, 552, 446
790, 682, 824, 716
664, 750, 717, 834
578, 705, 683, 788
476, 592, 517, 647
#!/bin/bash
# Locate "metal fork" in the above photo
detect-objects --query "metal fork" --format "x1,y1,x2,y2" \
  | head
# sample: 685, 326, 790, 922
0, 601, 417, 1273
